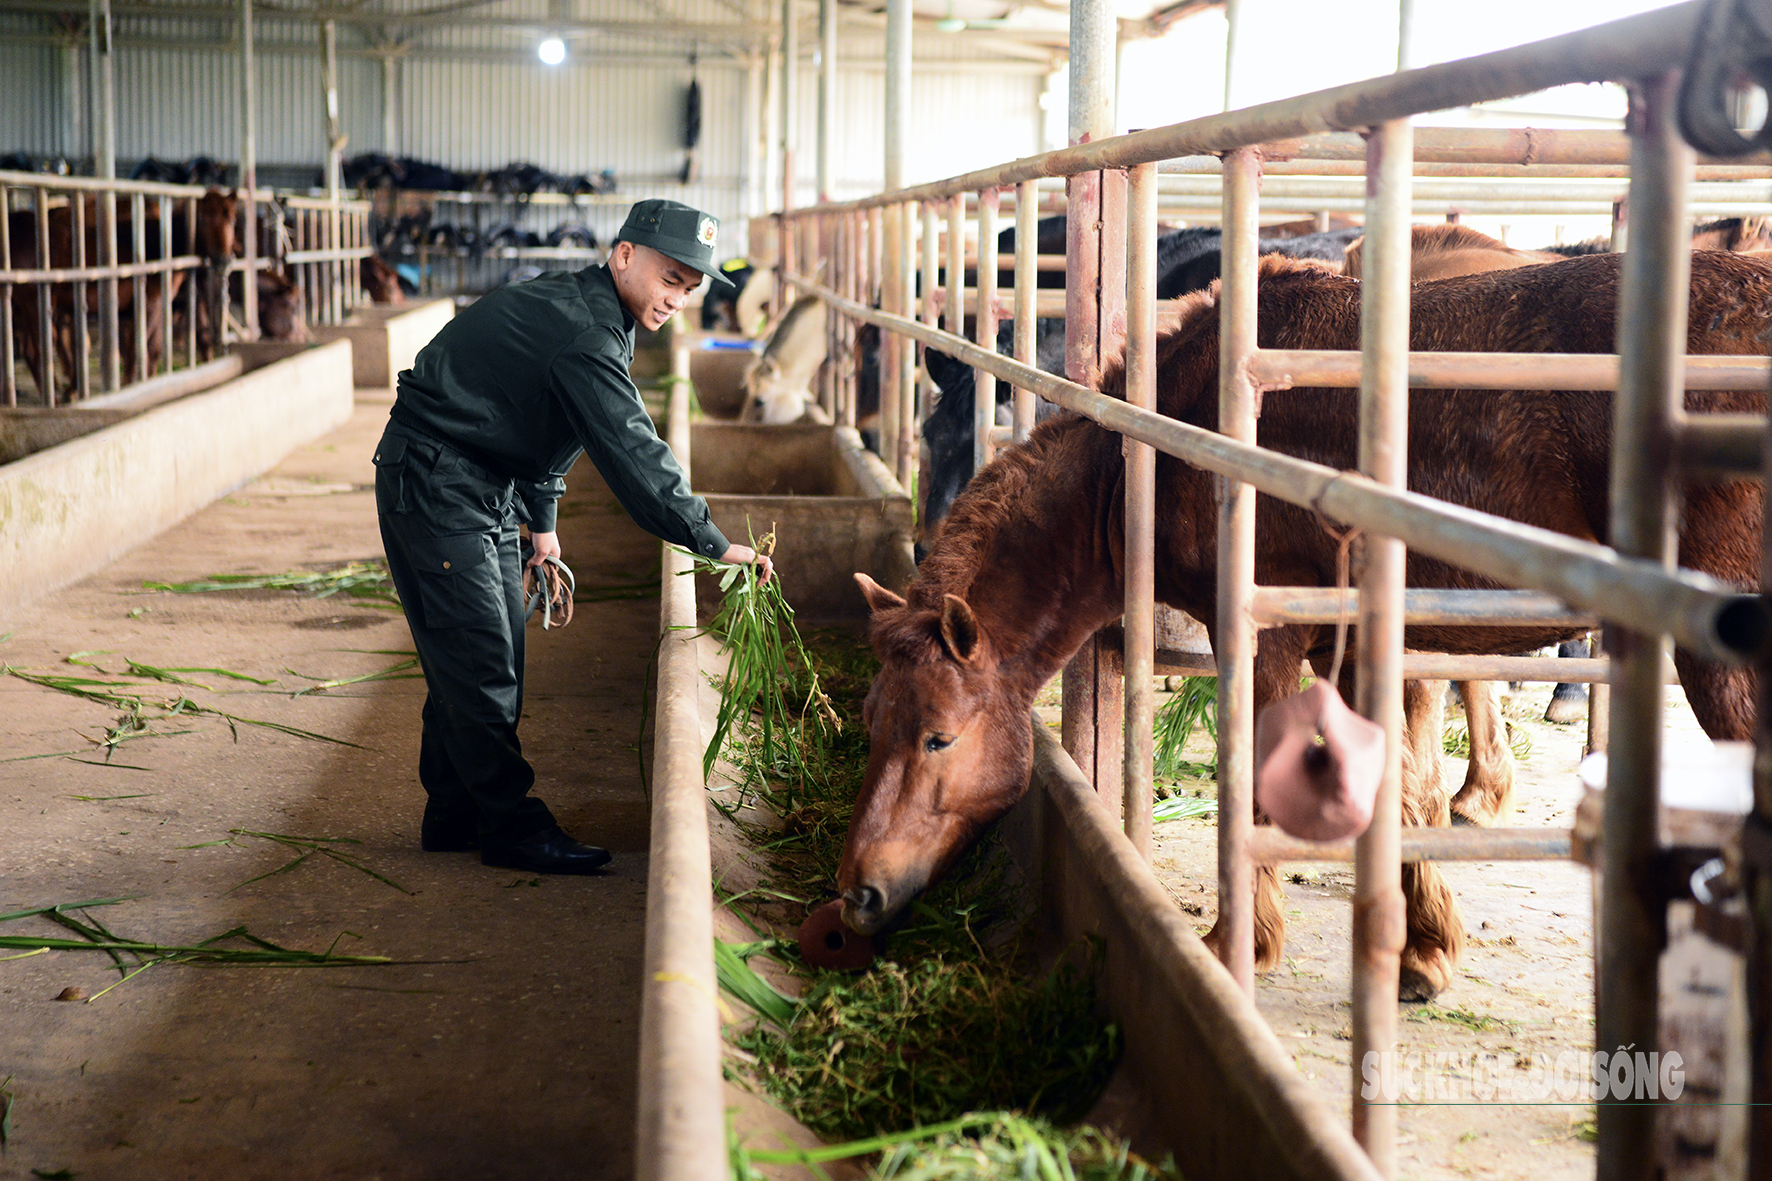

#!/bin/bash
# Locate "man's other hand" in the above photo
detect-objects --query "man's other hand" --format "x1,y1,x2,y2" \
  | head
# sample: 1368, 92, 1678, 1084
719, 543, 775, 586
528, 531, 562, 567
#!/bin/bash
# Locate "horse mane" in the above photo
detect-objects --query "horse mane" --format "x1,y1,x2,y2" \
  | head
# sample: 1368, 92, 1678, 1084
1542, 236, 1612, 257
1405, 223, 1515, 256
1693, 216, 1772, 249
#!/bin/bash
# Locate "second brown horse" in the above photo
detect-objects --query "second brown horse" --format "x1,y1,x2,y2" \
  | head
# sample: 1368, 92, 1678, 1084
841, 250, 1768, 1001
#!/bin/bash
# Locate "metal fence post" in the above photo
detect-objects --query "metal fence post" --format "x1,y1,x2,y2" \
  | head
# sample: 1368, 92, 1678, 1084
1216, 145, 1260, 994
1123, 160, 1157, 861
973, 188, 999, 474
1012, 179, 1037, 442
1351, 117, 1412, 1178
1599, 73, 1691, 1181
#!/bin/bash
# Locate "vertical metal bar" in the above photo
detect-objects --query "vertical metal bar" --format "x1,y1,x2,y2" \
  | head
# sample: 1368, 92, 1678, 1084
1122, 161, 1157, 862
973, 189, 999, 475
159, 196, 172, 373
918, 201, 938, 468
1599, 73, 1689, 1181
1, 181, 15, 407
1012, 179, 1037, 442
1351, 117, 1413, 1178
1059, 0, 1114, 793
241, 0, 259, 340
1222, 0, 1243, 111
816, 0, 835, 203
92, 0, 118, 392
866, 205, 882, 308
71, 189, 90, 399
131, 191, 146, 383
896, 201, 916, 489
843, 208, 860, 428
184, 194, 197, 367
944, 197, 964, 345
34, 187, 56, 407
381, 52, 399, 156
1215, 146, 1260, 995
781, 0, 798, 213
879, 206, 903, 478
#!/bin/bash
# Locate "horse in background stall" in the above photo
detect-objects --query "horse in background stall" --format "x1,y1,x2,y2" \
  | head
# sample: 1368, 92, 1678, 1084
361, 254, 405, 305
838, 252, 1768, 1003
7, 192, 237, 398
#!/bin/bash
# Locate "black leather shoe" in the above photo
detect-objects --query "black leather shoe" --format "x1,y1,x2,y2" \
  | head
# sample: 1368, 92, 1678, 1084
421, 809, 479, 853
481, 826, 612, 874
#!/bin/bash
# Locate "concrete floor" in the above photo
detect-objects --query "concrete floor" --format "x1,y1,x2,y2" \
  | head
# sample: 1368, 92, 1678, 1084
1, 392, 660, 1180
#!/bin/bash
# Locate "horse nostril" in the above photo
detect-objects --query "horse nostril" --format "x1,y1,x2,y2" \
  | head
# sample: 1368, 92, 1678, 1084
844, 884, 884, 918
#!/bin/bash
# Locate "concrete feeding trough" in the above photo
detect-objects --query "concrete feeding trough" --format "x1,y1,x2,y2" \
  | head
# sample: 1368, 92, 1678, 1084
312, 298, 455, 390
690, 421, 915, 621
684, 332, 759, 420
0, 340, 355, 626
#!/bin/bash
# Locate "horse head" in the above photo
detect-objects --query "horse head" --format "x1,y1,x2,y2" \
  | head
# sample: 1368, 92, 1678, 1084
837, 572, 1035, 936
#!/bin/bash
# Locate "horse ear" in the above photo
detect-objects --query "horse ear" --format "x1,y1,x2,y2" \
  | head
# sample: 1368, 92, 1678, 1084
854, 573, 906, 614
938, 594, 981, 665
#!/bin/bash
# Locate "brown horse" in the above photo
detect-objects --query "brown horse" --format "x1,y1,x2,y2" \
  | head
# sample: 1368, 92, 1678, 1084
842, 251, 1767, 1001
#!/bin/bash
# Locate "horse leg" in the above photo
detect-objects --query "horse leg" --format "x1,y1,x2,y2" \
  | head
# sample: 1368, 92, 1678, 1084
1202, 624, 1311, 975
1674, 653, 1754, 742
1399, 676, 1464, 1001
1544, 636, 1591, 724
1449, 679, 1515, 826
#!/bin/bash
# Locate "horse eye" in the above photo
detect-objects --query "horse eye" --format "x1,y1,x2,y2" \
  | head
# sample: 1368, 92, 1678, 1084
924, 733, 955, 754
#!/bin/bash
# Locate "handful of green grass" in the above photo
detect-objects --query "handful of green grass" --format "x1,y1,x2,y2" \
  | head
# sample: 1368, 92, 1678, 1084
690, 535, 835, 810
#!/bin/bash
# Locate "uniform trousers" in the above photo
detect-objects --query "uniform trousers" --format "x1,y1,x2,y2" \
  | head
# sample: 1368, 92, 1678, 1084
373, 421, 556, 844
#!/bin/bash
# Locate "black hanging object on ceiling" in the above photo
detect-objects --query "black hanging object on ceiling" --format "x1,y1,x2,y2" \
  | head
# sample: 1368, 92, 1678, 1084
684, 54, 703, 150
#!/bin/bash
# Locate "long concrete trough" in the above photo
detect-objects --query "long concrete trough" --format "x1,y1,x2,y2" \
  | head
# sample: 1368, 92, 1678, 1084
0, 339, 356, 627
635, 379, 1385, 1178
312, 298, 455, 390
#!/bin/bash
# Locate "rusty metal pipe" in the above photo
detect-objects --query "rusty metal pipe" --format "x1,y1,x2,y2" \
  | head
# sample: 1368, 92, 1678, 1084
1251, 349, 1768, 392
1675, 413, 1766, 478
1598, 75, 1690, 1181
1350, 117, 1411, 1175
1216, 146, 1260, 996
1013, 179, 1037, 442
1251, 587, 1595, 628
771, 3, 1713, 210
1124, 161, 1158, 863
1250, 827, 1573, 865
973, 190, 998, 475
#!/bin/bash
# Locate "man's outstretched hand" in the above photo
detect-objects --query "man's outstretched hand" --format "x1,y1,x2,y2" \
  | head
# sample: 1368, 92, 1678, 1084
719, 543, 775, 586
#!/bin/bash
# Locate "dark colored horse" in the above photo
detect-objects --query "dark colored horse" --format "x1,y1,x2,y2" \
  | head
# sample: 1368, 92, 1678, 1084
361, 254, 406, 305
840, 251, 1767, 1003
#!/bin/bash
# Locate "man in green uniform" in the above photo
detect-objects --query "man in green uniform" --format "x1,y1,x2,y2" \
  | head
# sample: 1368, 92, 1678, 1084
373, 198, 772, 875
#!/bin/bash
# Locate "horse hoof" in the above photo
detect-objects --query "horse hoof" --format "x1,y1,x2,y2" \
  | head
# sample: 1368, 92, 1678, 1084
1449, 795, 1504, 828
1398, 960, 1450, 1003
1543, 692, 1588, 725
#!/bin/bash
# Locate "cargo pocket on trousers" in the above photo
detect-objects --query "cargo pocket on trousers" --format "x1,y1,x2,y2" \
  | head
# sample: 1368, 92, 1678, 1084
372, 435, 411, 515
403, 531, 500, 630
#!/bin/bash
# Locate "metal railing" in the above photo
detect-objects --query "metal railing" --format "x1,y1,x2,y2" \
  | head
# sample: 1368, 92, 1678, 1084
0, 175, 378, 410
0, 171, 213, 407
773, 2, 1769, 1177
280, 193, 374, 329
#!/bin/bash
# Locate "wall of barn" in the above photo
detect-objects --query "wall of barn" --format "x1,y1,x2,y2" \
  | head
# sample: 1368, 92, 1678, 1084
0, 9, 1043, 250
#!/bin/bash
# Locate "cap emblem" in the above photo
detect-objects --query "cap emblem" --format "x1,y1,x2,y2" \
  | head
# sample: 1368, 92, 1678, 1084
697, 216, 717, 248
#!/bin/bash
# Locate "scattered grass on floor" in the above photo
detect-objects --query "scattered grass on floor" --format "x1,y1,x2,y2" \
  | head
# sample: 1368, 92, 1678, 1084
1405, 1002, 1514, 1034
208, 830, 416, 896
0, 897, 403, 1002
142, 560, 402, 610
2, 653, 365, 758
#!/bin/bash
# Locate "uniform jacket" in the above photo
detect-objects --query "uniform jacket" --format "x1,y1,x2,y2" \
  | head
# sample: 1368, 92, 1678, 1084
391, 263, 729, 559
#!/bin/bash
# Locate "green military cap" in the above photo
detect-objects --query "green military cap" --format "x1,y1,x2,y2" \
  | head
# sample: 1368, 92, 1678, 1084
615, 198, 735, 288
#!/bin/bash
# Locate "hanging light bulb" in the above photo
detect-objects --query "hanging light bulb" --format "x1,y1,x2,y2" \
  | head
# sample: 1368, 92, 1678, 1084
538, 36, 567, 65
